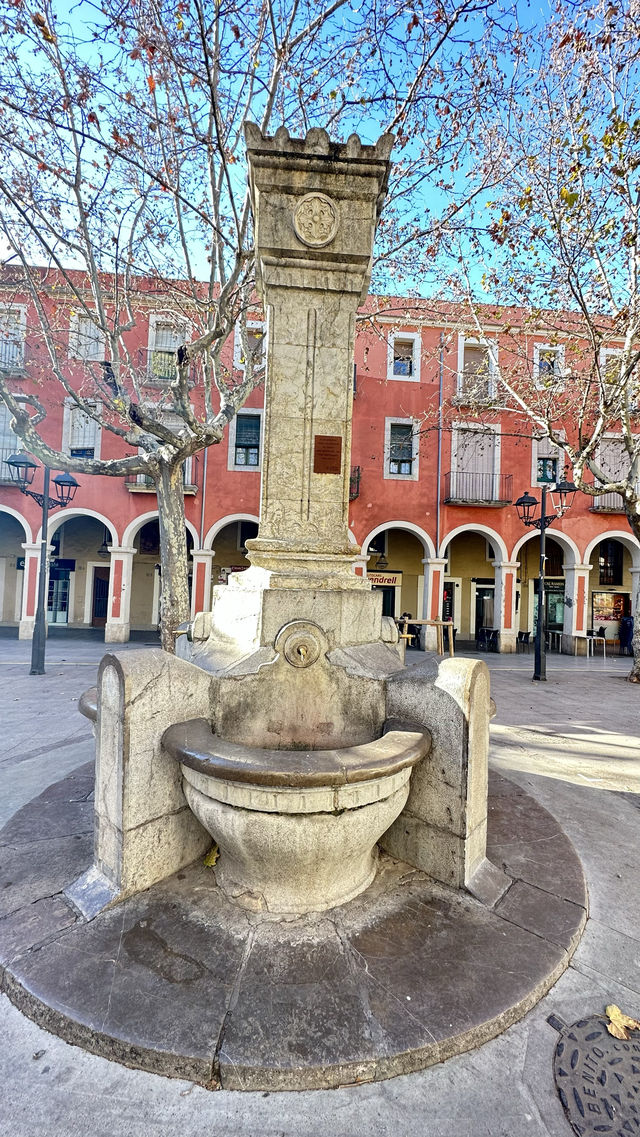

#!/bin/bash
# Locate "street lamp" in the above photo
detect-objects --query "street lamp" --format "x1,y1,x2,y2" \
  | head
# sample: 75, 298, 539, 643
5, 453, 79, 675
515, 477, 577, 682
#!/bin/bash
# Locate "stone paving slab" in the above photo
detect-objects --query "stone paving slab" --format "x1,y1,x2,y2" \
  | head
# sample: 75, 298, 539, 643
0, 766, 586, 1092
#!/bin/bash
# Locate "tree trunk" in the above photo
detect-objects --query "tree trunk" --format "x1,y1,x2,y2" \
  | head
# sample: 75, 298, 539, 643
155, 460, 191, 654
625, 510, 640, 683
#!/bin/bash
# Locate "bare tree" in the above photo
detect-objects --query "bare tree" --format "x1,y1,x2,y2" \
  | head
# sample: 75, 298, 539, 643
423, 0, 640, 679
0, 0, 507, 649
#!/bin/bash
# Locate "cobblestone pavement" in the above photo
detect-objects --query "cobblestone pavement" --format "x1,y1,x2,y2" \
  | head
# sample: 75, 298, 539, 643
0, 638, 638, 1137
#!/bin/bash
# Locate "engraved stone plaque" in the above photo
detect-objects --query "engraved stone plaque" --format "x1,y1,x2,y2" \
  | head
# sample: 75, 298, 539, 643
313, 435, 342, 474
293, 192, 338, 247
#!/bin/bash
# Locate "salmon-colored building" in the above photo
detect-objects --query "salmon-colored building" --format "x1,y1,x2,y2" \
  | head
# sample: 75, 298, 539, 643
0, 279, 637, 653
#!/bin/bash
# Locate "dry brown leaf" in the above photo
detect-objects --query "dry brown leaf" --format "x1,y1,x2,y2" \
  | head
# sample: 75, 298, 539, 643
605, 1003, 640, 1040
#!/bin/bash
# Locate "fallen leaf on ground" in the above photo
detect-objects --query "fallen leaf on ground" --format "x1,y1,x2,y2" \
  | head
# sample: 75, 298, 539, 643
605, 1004, 640, 1039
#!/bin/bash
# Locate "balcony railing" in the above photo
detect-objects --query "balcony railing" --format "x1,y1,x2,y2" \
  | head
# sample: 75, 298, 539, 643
589, 491, 626, 512
125, 464, 197, 494
349, 465, 361, 500
0, 442, 19, 481
140, 348, 195, 385
444, 470, 513, 505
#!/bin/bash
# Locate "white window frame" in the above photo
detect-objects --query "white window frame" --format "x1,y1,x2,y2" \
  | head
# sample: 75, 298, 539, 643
62, 399, 102, 460
233, 319, 267, 371
147, 314, 188, 383
450, 422, 501, 498
68, 312, 106, 362
386, 331, 421, 383
0, 305, 26, 372
531, 430, 565, 488
456, 335, 498, 401
227, 408, 263, 472
384, 416, 419, 482
533, 343, 565, 389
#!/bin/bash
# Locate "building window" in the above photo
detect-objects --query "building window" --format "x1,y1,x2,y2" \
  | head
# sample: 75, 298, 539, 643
0, 307, 25, 372
147, 317, 186, 382
387, 332, 421, 382
534, 343, 565, 387
0, 402, 19, 478
64, 402, 100, 459
457, 336, 497, 402
599, 539, 623, 586
234, 320, 266, 371
450, 425, 501, 500
228, 410, 263, 471
69, 313, 105, 362
384, 418, 419, 480
532, 432, 563, 486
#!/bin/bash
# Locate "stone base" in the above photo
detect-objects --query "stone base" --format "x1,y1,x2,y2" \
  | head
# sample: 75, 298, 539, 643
104, 622, 130, 643
0, 764, 587, 1091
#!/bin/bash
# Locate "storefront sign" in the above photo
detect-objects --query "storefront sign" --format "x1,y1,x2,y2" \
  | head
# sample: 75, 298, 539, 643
368, 572, 402, 586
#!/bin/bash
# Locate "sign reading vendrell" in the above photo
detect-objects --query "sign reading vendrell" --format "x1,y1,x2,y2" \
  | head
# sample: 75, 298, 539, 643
368, 572, 402, 586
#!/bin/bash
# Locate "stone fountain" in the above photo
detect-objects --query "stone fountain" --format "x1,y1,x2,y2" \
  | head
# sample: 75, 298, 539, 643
0, 123, 587, 1092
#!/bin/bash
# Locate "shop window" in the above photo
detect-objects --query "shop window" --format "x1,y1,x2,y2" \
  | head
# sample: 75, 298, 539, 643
599, 539, 623, 586
387, 332, 420, 381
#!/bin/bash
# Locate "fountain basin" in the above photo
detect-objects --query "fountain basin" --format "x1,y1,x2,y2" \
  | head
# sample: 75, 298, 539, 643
162, 719, 431, 913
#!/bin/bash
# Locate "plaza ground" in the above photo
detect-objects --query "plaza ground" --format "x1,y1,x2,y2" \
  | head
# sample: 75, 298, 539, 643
0, 639, 638, 1137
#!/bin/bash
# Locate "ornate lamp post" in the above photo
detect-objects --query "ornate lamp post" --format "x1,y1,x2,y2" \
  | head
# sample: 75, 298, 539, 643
5, 453, 79, 675
515, 478, 577, 682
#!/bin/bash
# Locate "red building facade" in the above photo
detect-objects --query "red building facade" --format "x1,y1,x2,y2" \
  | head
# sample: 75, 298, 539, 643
0, 279, 637, 652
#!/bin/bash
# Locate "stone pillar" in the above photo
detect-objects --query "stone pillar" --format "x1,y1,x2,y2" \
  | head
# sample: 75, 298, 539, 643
421, 557, 447, 650
493, 560, 519, 653
19, 542, 49, 640
191, 549, 216, 618
104, 546, 135, 644
563, 563, 591, 654
243, 123, 393, 589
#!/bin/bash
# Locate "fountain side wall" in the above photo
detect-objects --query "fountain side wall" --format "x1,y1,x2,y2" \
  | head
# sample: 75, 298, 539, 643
68, 649, 211, 917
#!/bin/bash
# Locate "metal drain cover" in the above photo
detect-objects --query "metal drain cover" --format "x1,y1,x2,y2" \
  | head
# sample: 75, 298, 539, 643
550, 1014, 640, 1135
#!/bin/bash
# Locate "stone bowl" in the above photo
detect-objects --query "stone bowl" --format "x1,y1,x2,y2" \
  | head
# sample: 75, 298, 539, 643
162, 719, 431, 914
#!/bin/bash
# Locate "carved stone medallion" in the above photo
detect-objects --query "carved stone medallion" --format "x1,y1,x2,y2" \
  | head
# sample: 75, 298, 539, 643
293, 193, 338, 247
274, 621, 327, 668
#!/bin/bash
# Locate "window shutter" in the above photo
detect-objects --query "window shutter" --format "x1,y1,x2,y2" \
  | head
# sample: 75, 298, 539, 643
236, 415, 261, 446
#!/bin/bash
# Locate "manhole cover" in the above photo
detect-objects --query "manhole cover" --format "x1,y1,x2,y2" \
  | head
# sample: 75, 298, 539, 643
550, 1014, 640, 1135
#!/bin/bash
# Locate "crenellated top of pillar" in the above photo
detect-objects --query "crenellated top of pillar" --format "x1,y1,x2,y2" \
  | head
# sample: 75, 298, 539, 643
244, 121, 394, 302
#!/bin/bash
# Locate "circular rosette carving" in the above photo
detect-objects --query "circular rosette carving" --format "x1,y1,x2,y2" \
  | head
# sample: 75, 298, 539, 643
275, 621, 327, 668
293, 193, 339, 248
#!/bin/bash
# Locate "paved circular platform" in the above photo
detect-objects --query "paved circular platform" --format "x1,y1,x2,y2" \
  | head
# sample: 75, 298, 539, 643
0, 764, 587, 1091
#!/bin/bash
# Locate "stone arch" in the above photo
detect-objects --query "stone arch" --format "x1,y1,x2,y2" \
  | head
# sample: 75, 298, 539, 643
122, 511, 199, 550
361, 520, 435, 560
511, 528, 581, 568
439, 523, 508, 564
203, 513, 259, 550
44, 508, 118, 546
0, 505, 32, 544
583, 528, 640, 568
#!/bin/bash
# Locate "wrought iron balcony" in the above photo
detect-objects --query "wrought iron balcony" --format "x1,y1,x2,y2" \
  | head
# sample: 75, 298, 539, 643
444, 470, 513, 505
140, 348, 194, 385
349, 465, 361, 500
125, 463, 197, 494
589, 491, 626, 513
